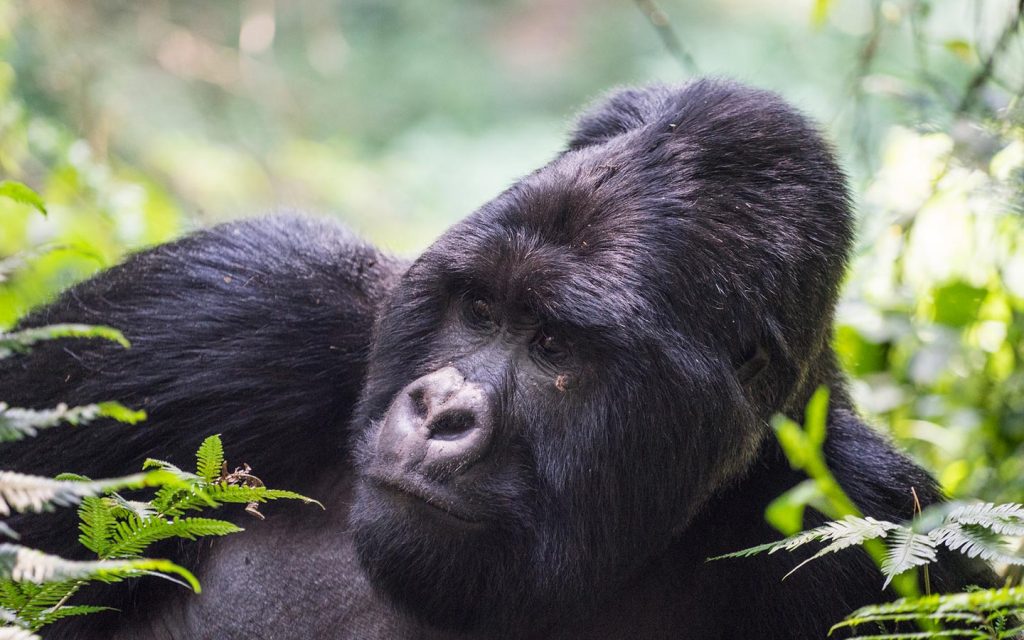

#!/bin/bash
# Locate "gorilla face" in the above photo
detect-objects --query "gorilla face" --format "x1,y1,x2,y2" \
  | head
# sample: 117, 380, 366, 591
349, 81, 852, 634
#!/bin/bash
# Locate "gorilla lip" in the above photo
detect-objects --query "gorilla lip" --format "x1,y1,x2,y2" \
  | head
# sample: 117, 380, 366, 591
367, 475, 482, 525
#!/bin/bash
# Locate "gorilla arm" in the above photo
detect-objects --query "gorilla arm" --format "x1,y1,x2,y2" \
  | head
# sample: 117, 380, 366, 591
0, 213, 402, 529
0, 214, 413, 638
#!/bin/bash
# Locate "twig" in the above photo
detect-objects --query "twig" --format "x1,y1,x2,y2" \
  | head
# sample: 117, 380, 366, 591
633, 0, 698, 75
957, 0, 1023, 114
849, 0, 885, 170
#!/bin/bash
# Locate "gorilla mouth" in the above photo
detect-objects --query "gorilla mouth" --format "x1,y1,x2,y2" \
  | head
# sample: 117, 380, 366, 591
367, 475, 482, 525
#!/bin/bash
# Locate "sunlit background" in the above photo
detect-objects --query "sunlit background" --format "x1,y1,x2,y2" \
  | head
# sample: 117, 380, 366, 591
0, 0, 1022, 502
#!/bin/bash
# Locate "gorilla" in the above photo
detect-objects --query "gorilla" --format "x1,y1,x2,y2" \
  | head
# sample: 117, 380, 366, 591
0, 79, 991, 639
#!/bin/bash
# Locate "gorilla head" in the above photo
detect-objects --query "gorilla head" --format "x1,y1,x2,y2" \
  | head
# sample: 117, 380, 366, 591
349, 80, 853, 634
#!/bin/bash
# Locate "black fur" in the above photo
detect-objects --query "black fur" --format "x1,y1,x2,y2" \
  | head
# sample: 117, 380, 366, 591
0, 80, 991, 639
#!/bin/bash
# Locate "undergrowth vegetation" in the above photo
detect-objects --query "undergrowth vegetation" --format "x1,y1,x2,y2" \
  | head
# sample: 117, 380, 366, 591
0, 186, 317, 637
715, 389, 1024, 639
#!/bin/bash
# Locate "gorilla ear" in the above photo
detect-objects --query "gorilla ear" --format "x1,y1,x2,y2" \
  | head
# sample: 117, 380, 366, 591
565, 86, 672, 151
735, 345, 770, 385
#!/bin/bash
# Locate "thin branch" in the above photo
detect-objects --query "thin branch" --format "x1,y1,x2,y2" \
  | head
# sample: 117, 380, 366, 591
633, 0, 698, 75
848, 0, 885, 171
957, 0, 1023, 114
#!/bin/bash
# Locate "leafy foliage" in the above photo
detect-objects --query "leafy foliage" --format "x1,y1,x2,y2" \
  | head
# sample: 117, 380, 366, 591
833, 587, 1024, 640
0, 470, 180, 519
0, 1, 1019, 637
0, 182, 45, 217
721, 394, 1024, 638
0, 325, 129, 358
0, 544, 199, 591
0, 434, 317, 632
718, 498, 1023, 589
0, 193, 320, 634
0, 402, 146, 444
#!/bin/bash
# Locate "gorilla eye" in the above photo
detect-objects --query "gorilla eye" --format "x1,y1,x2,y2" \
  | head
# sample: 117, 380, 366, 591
534, 330, 566, 359
467, 299, 494, 325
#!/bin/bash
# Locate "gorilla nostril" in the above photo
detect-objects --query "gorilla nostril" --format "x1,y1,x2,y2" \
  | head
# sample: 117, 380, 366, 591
428, 410, 476, 441
410, 388, 429, 418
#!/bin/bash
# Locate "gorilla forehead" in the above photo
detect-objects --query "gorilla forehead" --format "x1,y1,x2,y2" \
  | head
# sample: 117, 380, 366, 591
427, 184, 665, 334
426, 83, 855, 357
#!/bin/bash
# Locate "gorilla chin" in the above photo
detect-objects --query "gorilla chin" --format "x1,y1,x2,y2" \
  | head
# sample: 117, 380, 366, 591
348, 363, 568, 633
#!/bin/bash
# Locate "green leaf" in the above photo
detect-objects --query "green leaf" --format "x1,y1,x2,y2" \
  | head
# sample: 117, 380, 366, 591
34, 605, 114, 628
0, 580, 81, 631
93, 403, 146, 425
803, 387, 829, 448
77, 497, 116, 556
709, 516, 898, 564
0, 324, 129, 359
881, 528, 937, 588
945, 502, 1024, 537
155, 483, 321, 517
0, 543, 199, 592
771, 415, 809, 469
0, 402, 146, 443
707, 540, 784, 561
930, 281, 986, 328
944, 39, 977, 63
834, 325, 888, 376
0, 470, 181, 517
810, 0, 831, 26
103, 516, 242, 559
931, 523, 1024, 566
0, 181, 46, 216
834, 586, 1024, 637
764, 479, 821, 536
195, 435, 224, 483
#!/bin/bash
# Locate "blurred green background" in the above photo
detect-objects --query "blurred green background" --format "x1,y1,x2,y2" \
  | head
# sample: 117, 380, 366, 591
0, 0, 1021, 503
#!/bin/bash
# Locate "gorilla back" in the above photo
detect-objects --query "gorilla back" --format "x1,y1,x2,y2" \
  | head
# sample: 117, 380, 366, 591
0, 80, 991, 639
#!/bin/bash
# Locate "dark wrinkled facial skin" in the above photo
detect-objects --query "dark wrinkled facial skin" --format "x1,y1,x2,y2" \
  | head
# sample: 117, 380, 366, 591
349, 81, 851, 636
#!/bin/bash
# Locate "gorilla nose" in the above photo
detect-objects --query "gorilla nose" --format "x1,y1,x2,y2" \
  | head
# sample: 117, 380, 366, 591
377, 366, 493, 480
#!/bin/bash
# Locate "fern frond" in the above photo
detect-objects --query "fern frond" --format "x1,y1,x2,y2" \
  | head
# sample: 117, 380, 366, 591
103, 517, 242, 559
831, 610, 985, 628
0, 402, 146, 443
0, 580, 81, 631
33, 605, 113, 628
0, 325, 128, 359
709, 516, 898, 562
931, 523, 1024, 566
780, 517, 900, 579
997, 624, 1024, 639
77, 497, 116, 556
157, 484, 320, 517
881, 528, 937, 588
708, 540, 781, 560
0, 180, 47, 216
835, 586, 1024, 638
0, 627, 40, 640
0, 580, 75, 614
0, 470, 180, 517
0, 544, 199, 592
106, 494, 156, 521
195, 435, 224, 483
140, 459, 189, 476
945, 502, 1024, 537
0, 582, 26, 612
837, 631, 988, 639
